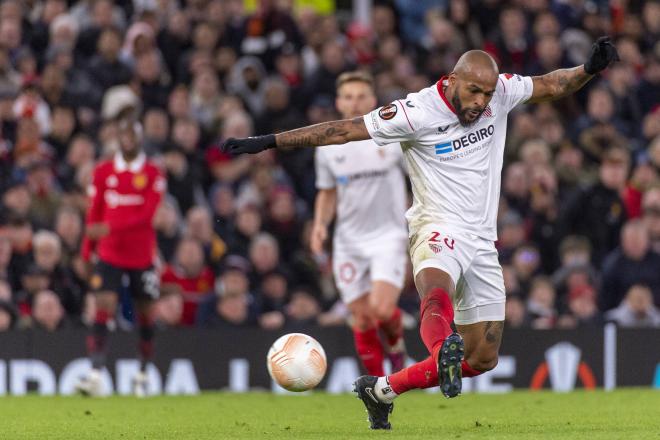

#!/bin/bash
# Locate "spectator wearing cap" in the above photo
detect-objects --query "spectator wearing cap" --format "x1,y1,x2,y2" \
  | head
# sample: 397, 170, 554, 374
559, 146, 629, 266
161, 237, 215, 326
605, 284, 660, 328
600, 219, 660, 311
557, 284, 603, 328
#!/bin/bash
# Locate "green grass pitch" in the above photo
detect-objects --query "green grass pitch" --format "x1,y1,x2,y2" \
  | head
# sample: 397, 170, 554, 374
2, 389, 659, 439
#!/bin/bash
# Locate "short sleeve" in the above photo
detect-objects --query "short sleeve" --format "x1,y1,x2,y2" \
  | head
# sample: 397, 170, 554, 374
363, 98, 421, 146
314, 150, 335, 189
497, 73, 534, 112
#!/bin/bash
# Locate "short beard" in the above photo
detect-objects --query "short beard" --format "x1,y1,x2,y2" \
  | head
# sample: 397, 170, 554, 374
452, 92, 480, 127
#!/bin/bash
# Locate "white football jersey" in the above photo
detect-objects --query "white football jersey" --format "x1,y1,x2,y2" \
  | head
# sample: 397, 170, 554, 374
315, 139, 408, 251
363, 74, 534, 241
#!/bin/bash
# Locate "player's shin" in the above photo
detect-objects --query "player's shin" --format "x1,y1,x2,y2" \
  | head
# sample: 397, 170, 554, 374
378, 308, 403, 346
353, 327, 385, 377
382, 356, 439, 399
419, 288, 454, 356
87, 309, 111, 369
137, 312, 155, 372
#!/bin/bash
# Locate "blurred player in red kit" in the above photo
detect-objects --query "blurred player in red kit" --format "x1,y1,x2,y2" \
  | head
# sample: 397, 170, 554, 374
77, 109, 166, 397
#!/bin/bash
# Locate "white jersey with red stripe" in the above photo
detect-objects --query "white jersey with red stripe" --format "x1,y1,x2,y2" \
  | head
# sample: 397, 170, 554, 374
363, 73, 533, 241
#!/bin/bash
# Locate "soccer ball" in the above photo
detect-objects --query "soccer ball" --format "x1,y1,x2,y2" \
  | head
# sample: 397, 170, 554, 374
267, 333, 327, 392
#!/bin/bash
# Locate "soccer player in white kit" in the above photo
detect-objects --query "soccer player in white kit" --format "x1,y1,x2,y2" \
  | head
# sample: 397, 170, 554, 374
311, 72, 408, 376
224, 37, 619, 429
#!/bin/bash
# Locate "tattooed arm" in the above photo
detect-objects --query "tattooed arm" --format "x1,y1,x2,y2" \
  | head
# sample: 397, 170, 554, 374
275, 117, 370, 148
222, 117, 370, 155
526, 66, 594, 104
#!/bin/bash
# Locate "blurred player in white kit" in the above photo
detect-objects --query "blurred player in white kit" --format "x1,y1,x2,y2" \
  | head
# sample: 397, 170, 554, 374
311, 71, 408, 376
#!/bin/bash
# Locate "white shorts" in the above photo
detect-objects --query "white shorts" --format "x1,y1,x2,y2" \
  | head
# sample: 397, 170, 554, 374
409, 225, 505, 325
333, 239, 408, 304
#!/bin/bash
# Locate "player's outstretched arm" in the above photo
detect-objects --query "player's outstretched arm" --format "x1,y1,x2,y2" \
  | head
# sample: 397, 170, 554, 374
223, 117, 370, 155
527, 36, 619, 103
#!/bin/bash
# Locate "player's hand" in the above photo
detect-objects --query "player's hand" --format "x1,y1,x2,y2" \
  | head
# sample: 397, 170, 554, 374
86, 223, 110, 239
310, 223, 328, 256
222, 134, 277, 155
584, 36, 620, 75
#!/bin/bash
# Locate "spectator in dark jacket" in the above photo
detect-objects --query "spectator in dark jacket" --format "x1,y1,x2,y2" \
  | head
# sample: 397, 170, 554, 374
559, 146, 629, 266
600, 219, 660, 311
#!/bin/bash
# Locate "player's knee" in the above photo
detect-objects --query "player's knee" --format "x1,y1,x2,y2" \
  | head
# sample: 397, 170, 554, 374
351, 312, 373, 331
466, 352, 498, 372
371, 301, 395, 323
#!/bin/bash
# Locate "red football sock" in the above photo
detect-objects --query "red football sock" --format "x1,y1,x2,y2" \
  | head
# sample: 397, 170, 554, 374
353, 327, 385, 376
419, 288, 454, 356
462, 360, 484, 377
379, 308, 403, 347
388, 356, 438, 394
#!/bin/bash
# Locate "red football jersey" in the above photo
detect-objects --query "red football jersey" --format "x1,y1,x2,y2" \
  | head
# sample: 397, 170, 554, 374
81, 153, 166, 269
161, 265, 215, 325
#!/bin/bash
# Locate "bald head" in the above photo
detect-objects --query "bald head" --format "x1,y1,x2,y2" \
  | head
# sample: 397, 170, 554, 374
454, 50, 499, 81
445, 50, 500, 126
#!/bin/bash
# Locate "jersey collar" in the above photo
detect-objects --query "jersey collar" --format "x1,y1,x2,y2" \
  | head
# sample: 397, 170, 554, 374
114, 152, 146, 173
436, 76, 457, 115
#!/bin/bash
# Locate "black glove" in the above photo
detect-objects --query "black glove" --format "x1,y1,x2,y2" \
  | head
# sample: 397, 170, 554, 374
584, 36, 620, 75
222, 134, 277, 155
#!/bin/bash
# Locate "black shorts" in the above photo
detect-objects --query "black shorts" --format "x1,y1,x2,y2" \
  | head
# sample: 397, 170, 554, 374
90, 260, 160, 300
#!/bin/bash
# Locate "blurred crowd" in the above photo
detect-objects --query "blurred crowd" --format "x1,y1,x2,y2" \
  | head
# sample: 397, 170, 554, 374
0, 0, 659, 334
